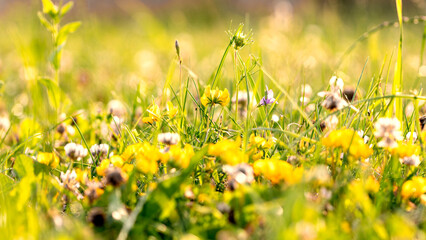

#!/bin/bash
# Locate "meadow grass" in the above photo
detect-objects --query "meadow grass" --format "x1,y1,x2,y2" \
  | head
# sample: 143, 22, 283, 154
0, 0, 425, 239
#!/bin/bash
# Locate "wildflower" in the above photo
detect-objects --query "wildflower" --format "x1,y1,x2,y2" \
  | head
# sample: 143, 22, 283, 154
232, 90, 256, 117
158, 132, 180, 145
167, 144, 194, 168
87, 207, 106, 227
107, 99, 126, 119
420, 115, 426, 130
401, 177, 426, 200
399, 155, 421, 167
166, 101, 178, 118
328, 76, 344, 93
90, 143, 109, 160
389, 142, 419, 158
300, 84, 313, 105
249, 134, 274, 149
64, 142, 88, 161
324, 115, 338, 130
253, 158, 303, 184
208, 138, 248, 165
322, 128, 372, 159
223, 163, 254, 190
84, 180, 104, 203
134, 143, 161, 174
232, 31, 249, 50
75, 168, 89, 183
374, 118, 403, 148
405, 132, 418, 142
0, 115, 10, 133
110, 116, 123, 136
343, 87, 357, 102
200, 85, 230, 107
321, 92, 348, 111
60, 170, 83, 200
271, 114, 280, 122
105, 167, 127, 187
259, 86, 277, 106
142, 102, 161, 124
37, 152, 60, 168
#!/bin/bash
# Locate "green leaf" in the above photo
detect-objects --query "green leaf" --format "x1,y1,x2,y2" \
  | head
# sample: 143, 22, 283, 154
14, 154, 35, 179
38, 77, 61, 109
59, 1, 74, 18
50, 43, 65, 70
37, 12, 54, 33
41, 0, 58, 17
57, 21, 81, 45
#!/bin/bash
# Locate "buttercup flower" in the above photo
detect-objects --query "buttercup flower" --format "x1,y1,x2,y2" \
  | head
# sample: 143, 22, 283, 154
374, 118, 403, 148
200, 85, 230, 107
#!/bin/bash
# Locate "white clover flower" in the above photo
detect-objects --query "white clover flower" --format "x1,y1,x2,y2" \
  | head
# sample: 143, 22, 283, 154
65, 142, 88, 161
158, 132, 180, 145
399, 155, 421, 167
374, 118, 403, 148
90, 143, 109, 161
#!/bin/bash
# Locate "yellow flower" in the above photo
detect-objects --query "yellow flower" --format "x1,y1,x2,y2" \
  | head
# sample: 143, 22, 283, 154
200, 85, 230, 107
249, 134, 274, 149
110, 155, 124, 167
37, 152, 60, 168
389, 143, 420, 158
365, 176, 380, 194
142, 102, 161, 124
253, 158, 303, 184
322, 128, 372, 159
401, 177, 426, 200
168, 144, 194, 168
121, 143, 144, 162
166, 101, 178, 119
208, 138, 248, 165
75, 168, 88, 183
134, 142, 161, 174
96, 159, 110, 176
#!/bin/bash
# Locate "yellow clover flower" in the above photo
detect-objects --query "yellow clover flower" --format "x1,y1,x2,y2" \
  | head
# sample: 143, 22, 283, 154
322, 128, 372, 159
253, 158, 303, 184
401, 177, 426, 200
142, 102, 161, 124
166, 101, 178, 119
200, 85, 230, 107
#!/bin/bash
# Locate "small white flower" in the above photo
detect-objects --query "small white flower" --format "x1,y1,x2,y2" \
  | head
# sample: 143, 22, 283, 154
405, 132, 417, 142
271, 114, 280, 122
65, 143, 88, 161
374, 118, 403, 148
399, 155, 421, 167
158, 132, 180, 145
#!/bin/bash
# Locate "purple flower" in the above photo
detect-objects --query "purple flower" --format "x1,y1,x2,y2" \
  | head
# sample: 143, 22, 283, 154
259, 87, 277, 106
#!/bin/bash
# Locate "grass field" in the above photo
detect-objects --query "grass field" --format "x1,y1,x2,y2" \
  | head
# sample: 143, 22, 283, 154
0, 0, 425, 239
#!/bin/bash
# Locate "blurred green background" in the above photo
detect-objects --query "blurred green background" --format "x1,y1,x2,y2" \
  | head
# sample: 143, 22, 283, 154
0, 0, 426, 120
